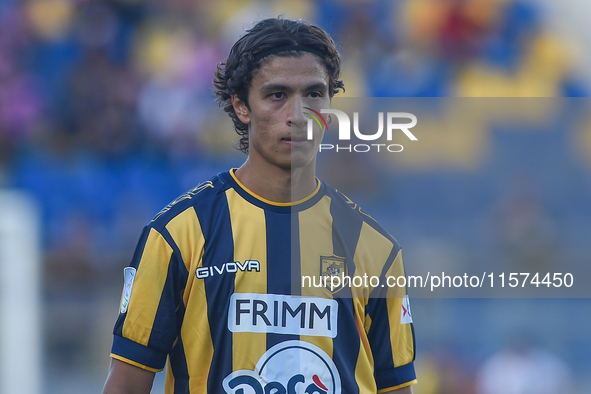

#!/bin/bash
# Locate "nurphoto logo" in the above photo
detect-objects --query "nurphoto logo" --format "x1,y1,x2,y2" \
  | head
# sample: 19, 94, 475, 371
304, 107, 417, 153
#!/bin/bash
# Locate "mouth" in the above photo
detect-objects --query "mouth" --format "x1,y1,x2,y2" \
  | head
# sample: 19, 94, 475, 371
282, 136, 311, 146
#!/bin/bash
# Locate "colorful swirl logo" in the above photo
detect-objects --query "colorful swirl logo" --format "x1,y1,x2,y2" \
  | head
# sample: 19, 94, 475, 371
303, 107, 328, 131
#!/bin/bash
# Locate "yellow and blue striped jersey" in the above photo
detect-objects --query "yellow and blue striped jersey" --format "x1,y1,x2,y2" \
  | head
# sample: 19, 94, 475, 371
111, 169, 416, 394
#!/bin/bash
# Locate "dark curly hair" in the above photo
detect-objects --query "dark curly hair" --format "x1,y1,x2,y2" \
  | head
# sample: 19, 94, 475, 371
213, 17, 345, 154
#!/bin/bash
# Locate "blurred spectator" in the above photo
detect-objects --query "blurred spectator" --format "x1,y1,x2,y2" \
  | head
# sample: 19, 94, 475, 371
492, 174, 558, 273
477, 338, 573, 394
414, 349, 475, 394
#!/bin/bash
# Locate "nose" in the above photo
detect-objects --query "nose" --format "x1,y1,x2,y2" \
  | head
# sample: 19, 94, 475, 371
288, 96, 307, 128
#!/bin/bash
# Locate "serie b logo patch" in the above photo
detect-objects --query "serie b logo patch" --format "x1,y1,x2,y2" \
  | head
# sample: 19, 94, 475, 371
320, 255, 348, 294
121, 267, 136, 313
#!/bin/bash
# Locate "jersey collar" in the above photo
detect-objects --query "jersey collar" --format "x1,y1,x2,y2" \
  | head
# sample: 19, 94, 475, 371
222, 169, 324, 213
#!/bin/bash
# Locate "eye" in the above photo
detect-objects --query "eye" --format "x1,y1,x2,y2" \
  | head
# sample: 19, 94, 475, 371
270, 92, 285, 100
309, 91, 323, 98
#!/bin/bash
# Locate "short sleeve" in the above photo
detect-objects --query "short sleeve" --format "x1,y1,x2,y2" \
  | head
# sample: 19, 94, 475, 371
110, 225, 188, 371
366, 249, 417, 391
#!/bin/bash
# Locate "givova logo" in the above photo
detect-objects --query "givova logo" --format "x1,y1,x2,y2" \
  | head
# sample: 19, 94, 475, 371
222, 341, 341, 394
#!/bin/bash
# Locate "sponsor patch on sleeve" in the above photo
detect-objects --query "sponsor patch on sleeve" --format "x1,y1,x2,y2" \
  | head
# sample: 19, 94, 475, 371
400, 296, 412, 324
121, 267, 136, 313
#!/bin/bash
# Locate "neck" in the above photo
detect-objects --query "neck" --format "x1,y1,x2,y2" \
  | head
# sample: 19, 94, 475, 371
234, 160, 317, 203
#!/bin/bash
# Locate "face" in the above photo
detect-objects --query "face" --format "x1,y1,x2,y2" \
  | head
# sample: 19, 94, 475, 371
232, 53, 330, 172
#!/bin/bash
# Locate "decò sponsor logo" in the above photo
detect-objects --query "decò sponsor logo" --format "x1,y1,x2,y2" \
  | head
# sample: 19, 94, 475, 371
222, 340, 341, 394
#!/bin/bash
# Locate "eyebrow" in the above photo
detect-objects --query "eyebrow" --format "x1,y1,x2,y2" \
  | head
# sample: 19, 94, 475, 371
259, 81, 329, 93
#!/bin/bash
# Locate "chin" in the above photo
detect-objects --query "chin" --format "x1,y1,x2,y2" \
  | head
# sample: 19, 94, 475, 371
289, 156, 315, 170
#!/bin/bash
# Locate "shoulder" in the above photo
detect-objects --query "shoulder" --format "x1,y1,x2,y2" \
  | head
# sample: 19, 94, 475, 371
148, 171, 233, 232
322, 181, 401, 250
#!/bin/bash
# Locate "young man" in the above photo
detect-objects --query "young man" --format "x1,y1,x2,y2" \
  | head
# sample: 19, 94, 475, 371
103, 18, 416, 394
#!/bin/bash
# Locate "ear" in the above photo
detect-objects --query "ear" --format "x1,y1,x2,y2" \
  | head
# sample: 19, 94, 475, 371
232, 95, 251, 125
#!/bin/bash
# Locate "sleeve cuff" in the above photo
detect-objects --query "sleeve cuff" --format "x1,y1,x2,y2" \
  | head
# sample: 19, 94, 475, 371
110, 354, 163, 373
377, 379, 417, 393
111, 335, 168, 371
375, 362, 416, 392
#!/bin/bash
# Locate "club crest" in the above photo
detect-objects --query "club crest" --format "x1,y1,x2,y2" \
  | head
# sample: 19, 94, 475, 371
320, 255, 348, 294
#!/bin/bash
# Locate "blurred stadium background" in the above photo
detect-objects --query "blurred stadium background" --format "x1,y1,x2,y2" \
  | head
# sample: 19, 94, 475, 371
1, 0, 591, 393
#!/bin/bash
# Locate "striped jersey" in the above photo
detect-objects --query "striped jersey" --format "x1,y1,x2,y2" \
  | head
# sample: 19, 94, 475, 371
111, 169, 416, 393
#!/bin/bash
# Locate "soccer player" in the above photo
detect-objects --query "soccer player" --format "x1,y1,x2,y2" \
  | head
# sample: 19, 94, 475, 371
103, 17, 416, 394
